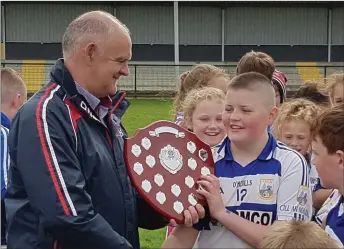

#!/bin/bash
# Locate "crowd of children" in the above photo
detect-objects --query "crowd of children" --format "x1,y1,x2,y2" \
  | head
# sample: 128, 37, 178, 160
164, 51, 344, 248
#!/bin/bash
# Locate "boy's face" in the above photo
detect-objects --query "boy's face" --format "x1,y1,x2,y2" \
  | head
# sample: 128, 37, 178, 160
280, 120, 311, 156
222, 88, 277, 144
186, 99, 226, 147
311, 136, 344, 190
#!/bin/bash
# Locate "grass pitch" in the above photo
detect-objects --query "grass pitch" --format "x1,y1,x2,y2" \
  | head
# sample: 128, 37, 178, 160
122, 98, 173, 248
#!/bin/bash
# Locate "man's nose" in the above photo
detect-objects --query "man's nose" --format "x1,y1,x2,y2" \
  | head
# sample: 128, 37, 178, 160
120, 63, 130, 76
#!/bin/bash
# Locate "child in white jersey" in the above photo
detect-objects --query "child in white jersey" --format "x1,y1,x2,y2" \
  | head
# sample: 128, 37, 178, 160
311, 104, 344, 246
166, 87, 227, 237
162, 72, 312, 249
271, 98, 323, 190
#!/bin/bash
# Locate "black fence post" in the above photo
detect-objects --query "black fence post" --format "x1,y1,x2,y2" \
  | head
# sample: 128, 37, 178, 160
324, 66, 327, 77
134, 64, 137, 99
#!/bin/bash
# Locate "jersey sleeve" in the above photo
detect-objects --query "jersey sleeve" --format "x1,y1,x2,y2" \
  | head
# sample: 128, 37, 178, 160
1, 126, 9, 200
276, 152, 312, 221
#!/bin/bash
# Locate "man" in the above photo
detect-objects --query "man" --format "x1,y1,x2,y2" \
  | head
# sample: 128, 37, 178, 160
1, 67, 27, 245
5, 11, 204, 249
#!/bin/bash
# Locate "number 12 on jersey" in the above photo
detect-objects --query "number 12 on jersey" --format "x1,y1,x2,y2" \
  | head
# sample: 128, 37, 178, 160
236, 188, 248, 202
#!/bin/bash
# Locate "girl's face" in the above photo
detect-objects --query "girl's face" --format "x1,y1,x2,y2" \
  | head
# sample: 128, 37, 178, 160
186, 99, 226, 147
280, 119, 311, 156
332, 82, 344, 106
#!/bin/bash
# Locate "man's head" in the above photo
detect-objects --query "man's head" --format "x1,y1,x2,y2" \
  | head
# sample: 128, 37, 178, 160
222, 72, 278, 145
311, 104, 344, 193
62, 10, 132, 98
1, 68, 27, 120
259, 220, 341, 248
236, 51, 276, 81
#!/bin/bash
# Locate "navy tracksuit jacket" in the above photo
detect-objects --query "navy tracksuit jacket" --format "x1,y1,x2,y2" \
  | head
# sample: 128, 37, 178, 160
5, 59, 168, 249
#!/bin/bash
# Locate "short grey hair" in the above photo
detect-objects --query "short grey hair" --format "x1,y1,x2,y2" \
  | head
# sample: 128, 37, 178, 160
62, 10, 129, 58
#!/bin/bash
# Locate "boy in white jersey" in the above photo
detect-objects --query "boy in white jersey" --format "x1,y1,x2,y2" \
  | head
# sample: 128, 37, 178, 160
162, 72, 312, 249
311, 104, 344, 246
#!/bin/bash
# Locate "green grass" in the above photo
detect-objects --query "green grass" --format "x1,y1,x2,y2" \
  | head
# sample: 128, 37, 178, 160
122, 99, 173, 248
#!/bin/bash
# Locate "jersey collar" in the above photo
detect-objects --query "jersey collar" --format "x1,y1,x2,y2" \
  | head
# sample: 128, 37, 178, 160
220, 132, 277, 162
1, 112, 10, 129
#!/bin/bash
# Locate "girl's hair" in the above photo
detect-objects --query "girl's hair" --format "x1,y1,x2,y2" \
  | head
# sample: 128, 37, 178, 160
173, 64, 229, 116
181, 87, 226, 127
271, 98, 323, 140
318, 72, 344, 105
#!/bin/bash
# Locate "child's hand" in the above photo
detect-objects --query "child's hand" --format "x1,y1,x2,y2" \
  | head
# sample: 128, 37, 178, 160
169, 204, 205, 228
196, 174, 227, 220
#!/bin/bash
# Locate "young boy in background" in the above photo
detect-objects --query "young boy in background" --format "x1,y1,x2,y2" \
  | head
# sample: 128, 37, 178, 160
311, 104, 344, 246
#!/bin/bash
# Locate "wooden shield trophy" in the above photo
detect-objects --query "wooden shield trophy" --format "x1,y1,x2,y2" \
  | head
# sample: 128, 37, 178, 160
124, 120, 215, 224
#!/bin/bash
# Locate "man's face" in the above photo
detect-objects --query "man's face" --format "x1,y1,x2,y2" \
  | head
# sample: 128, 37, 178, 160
87, 31, 132, 97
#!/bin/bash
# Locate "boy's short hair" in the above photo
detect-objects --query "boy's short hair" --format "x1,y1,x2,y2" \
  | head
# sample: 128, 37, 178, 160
236, 51, 276, 81
1, 68, 27, 104
228, 72, 276, 108
259, 220, 341, 248
314, 104, 344, 154
294, 81, 329, 106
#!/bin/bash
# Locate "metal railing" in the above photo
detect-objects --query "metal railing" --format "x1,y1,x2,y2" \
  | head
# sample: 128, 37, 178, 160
1, 60, 343, 98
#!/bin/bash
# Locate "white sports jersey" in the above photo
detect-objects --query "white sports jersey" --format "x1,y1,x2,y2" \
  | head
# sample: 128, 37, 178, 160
308, 153, 319, 190
315, 189, 341, 226
194, 134, 312, 248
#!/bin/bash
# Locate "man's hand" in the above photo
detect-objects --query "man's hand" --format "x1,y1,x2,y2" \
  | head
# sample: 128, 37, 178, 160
196, 174, 227, 220
169, 203, 205, 227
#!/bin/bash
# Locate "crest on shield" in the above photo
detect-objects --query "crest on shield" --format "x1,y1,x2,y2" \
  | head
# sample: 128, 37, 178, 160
124, 120, 215, 223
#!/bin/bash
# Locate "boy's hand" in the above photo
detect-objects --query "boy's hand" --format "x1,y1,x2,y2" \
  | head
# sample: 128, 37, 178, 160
196, 174, 227, 220
169, 204, 205, 228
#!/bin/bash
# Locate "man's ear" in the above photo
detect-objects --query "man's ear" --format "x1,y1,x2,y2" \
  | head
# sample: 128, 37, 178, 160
84, 42, 97, 65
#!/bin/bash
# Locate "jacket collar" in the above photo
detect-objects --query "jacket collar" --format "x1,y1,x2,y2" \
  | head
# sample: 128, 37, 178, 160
1, 112, 10, 129
50, 58, 130, 121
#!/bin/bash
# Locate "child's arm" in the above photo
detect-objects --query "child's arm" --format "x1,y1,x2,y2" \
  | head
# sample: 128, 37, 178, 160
313, 189, 333, 209
161, 226, 199, 249
197, 174, 270, 248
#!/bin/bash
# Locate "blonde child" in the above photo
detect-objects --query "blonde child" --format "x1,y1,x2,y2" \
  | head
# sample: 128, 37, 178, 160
321, 72, 344, 106
163, 72, 312, 249
311, 104, 344, 245
259, 220, 341, 248
166, 87, 227, 237
173, 64, 229, 125
271, 98, 323, 190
